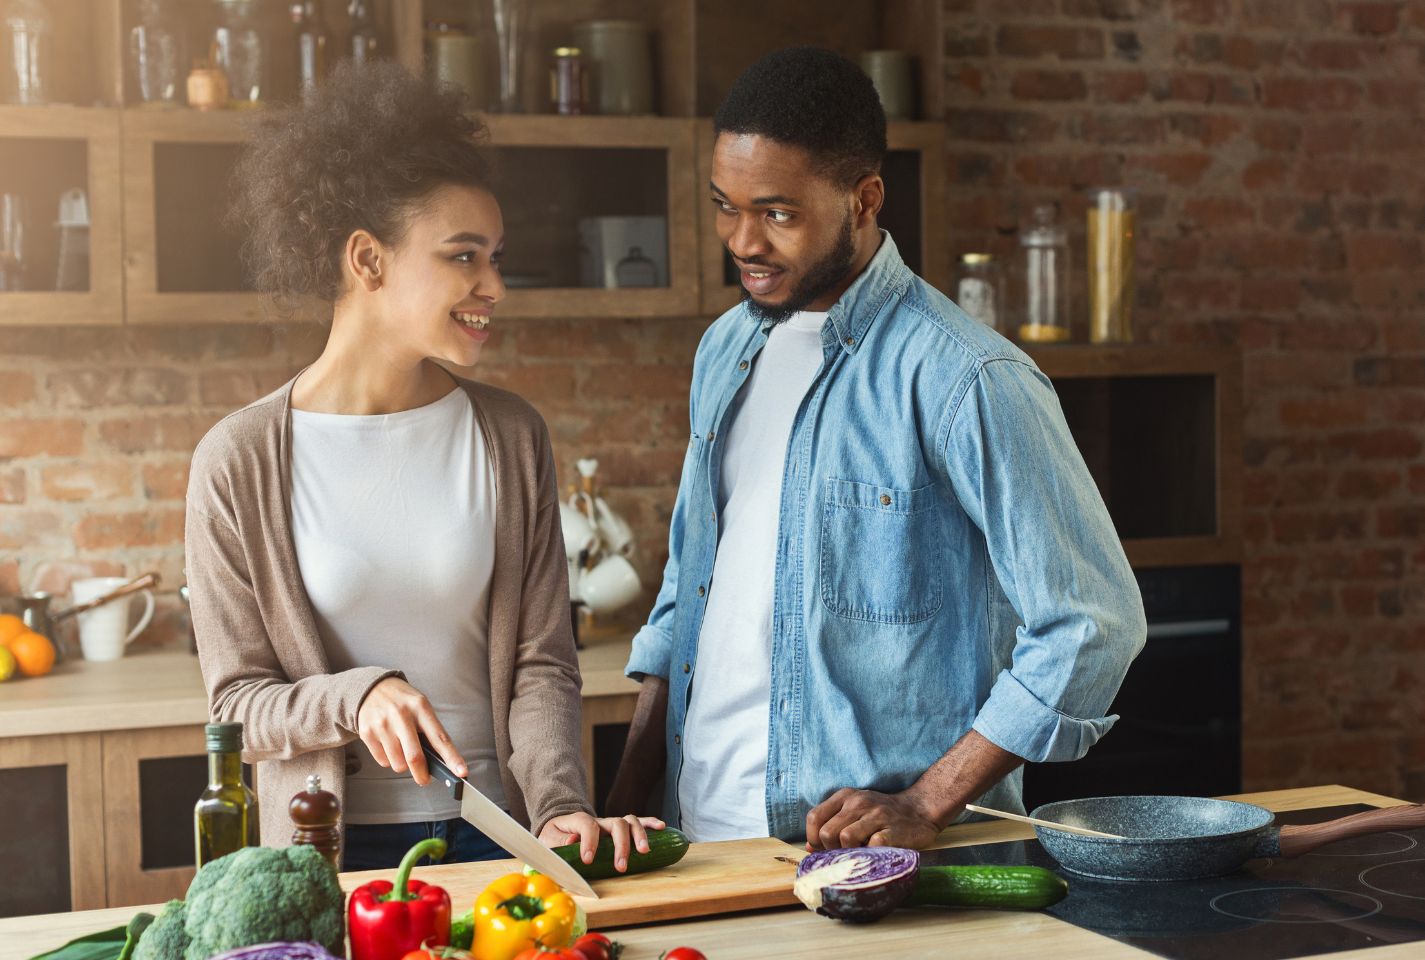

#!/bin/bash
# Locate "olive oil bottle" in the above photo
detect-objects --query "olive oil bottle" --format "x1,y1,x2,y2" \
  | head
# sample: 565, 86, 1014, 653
194, 722, 260, 867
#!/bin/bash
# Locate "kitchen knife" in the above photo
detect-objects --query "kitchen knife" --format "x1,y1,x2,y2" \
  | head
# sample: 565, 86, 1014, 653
419, 737, 599, 899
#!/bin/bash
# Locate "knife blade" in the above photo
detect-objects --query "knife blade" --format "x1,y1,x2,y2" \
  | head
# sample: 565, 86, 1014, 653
419, 737, 599, 899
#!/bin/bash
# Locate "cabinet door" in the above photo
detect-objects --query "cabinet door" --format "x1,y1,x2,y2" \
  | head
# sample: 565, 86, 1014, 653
0, 733, 106, 917
101, 724, 207, 908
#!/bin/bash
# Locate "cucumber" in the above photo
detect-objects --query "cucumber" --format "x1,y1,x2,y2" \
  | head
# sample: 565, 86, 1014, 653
552, 827, 690, 880
906, 865, 1068, 910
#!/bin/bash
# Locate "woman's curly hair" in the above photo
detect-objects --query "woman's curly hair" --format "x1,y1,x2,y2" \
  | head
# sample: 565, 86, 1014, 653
229, 59, 493, 306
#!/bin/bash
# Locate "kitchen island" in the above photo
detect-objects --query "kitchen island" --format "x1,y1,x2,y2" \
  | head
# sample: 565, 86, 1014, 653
2, 785, 1420, 960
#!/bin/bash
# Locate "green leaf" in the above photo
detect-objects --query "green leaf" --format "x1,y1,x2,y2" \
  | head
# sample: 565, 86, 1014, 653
26, 924, 128, 960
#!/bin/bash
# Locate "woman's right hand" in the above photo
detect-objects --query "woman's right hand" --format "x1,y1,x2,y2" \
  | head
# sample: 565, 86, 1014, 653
356, 676, 466, 786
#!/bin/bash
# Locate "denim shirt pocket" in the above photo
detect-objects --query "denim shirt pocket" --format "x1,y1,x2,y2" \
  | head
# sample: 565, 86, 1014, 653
819, 477, 945, 624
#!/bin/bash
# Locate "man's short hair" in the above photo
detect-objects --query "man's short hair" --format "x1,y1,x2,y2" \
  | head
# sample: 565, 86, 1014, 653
713, 46, 888, 188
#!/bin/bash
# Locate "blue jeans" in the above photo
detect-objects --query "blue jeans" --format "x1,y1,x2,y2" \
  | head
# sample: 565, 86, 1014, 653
343, 818, 511, 871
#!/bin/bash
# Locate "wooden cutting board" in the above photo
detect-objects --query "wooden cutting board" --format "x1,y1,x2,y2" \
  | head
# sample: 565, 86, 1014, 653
340, 837, 808, 928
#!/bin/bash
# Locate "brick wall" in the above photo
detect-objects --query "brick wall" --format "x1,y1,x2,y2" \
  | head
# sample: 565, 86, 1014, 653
0, 318, 704, 649
3, 0, 1422, 801
943, 0, 1425, 798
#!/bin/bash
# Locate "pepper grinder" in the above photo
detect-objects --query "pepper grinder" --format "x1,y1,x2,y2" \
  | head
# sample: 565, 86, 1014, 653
289, 773, 341, 868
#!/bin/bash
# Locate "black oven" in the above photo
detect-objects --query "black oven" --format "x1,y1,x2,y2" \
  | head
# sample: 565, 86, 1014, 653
1021, 564, 1241, 809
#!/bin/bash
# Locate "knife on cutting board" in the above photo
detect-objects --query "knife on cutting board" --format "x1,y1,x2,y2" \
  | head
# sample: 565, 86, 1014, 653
419, 737, 599, 899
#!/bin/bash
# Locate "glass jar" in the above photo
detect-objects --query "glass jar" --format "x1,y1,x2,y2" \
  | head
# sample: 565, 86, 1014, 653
347, 0, 378, 64
291, 1, 328, 101
212, 0, 266, 108
1087, 187, 1136, 343
550, 46, 585, 115
955, 252, 1004, 331
2, 0, 52, 105
129, 0, 186, 107
1018, 204, 1071, 344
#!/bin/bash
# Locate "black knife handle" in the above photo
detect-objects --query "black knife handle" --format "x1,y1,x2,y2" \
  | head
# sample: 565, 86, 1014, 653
418, 734, 464, 799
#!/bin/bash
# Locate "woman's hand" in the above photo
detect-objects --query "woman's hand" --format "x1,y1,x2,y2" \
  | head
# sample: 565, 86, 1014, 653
356, 676, 466, 786
539, 812, 667, 873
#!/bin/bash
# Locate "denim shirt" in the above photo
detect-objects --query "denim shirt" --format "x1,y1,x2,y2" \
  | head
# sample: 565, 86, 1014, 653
626, 232, 1146, 841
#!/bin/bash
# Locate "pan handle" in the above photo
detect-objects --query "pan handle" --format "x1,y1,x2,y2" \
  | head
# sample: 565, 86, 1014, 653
1274, 803, 1425, 858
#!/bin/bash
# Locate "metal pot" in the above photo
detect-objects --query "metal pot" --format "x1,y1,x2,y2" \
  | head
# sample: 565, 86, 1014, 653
1030, 795, 1425, 882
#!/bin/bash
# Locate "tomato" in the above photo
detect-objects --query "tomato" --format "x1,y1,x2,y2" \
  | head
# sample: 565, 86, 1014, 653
512, 949, 586, 960
572, 933, 619, 960
661, 949, 707, 960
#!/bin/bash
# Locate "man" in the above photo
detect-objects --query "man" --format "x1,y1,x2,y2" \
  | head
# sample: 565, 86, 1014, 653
606, 47, 1146, 851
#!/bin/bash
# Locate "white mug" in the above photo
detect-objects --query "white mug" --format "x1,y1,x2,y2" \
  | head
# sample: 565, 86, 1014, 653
559, 501, 598, 560
71, 577, 155, 662
592, 495, 635, 556
577, 554, 642, 614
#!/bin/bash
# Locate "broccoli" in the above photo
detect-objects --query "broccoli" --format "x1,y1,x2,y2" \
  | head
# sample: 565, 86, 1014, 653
132, 900, 189, 960
131, 847, 344, 960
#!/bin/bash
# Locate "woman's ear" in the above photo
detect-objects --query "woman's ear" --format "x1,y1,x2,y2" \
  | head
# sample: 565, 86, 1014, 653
345, 229, 383, 292
853, 174, 885, 227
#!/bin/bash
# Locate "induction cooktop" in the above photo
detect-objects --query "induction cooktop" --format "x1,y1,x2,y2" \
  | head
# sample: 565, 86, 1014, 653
924, 805, 1425, 960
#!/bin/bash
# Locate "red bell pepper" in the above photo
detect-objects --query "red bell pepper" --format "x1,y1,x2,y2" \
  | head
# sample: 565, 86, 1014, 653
349, 837, 453, 960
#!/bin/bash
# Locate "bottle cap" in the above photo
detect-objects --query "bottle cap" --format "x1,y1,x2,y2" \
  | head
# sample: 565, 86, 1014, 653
960, 252, 993, 265
205, 721, 243, 753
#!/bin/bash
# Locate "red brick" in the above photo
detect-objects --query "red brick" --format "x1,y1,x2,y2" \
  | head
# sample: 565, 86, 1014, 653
1367, 79, 1420, 110
1260, 76, 1362, 112
72, 509, 186, 550
1280, 318, 1377, 353
142, 461, 191, 501
1072, 113, 1166, 144
0, 467, 23, 504
946, 109, 1059, 143
1090, 70, 1149, 103
1251, 119, 1301, 153
1279, 394, 1372, 430
1337, 468, 1403, 501
476, 364, 579, 405
1355, 358, 1425, 388
1136, 152, 1212, 185
1171, 0, 1231, 24
1182, 196, 1255, 230
29, 559, 126, 596
1010, 69, 1088, 101
1378, 506, 1425, 539
97, 414, 220, 455
0, 419, 85, 458
1239, 278, 1300, 311
996, 25, 1106, 59
1345, 2, 1400, 34
0, 509, 64, 550
199, 370, 299, 407
1297, 40, 1372, 71
1242, 158, 1290, 190
1327, 429, 1424, 462
582, 447, 686, 488
40, 463, 135, 502
1013, 152, 1124, 187
580, 366, 693, 403
1167, 113, 1242, 147
1348, 234, 1423, 272
1302, 119, 1365, 156
46, 369, 191, 408
0, 371, 36, 408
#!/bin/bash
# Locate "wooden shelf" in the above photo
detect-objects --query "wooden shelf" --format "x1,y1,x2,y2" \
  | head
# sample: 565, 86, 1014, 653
0, 106, 123, 325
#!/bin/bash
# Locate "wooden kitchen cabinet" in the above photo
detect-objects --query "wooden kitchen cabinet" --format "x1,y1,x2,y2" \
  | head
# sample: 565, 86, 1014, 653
0, 107, 124, 325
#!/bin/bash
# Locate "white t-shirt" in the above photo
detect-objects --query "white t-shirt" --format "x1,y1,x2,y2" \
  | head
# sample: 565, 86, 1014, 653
290, 386, 505, 824
678, 311, 828, 841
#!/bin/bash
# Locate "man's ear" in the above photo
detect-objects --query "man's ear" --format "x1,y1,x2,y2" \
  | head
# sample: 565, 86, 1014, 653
852, 174, 885, 227
345, 229, 383, 292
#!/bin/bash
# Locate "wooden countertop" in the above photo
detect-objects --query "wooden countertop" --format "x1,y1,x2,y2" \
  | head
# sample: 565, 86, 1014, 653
1, 786, 1416, 960
0, 631, 639, 740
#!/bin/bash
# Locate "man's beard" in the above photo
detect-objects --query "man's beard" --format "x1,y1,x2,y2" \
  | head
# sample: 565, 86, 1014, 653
739, 214, 857, 325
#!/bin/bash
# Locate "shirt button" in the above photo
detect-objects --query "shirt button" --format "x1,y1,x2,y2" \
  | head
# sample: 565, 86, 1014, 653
682, 662, 691, 674
880, 493, 892, 506
708, 430, 716, 441
739, 360, 749, 371
697, 585, 706, 597
844, 336, 856, 347
674, 734, 681, 745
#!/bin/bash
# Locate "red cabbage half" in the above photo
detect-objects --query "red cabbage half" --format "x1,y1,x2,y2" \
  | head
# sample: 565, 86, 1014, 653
205, 942, 342, 960
793, 847, 922, 923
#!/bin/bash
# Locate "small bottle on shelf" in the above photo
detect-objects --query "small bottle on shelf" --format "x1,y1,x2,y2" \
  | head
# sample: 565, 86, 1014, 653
194, 721, 260, 868
291, 1, 329, 101
347, 0, 379, 64
1018, 204, 1072, 344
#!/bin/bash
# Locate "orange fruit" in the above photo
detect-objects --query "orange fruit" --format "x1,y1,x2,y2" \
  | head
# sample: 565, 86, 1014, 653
0, 613, 26, 648
9, 630, 55, 677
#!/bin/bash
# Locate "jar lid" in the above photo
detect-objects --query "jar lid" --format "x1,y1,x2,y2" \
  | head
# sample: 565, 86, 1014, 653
554, 46, 582, 57
960, 252, 993, 265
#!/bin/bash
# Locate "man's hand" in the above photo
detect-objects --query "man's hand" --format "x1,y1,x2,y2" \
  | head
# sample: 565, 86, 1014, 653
804, 787, 943, 851
539, 812, 667, 872
356, 676, 466, 786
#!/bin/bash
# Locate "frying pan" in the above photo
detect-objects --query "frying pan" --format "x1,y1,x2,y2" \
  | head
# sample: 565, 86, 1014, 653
1028, 795, 1425, 882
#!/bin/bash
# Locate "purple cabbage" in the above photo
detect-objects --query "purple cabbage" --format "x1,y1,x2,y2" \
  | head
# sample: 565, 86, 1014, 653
793, 847, 922, 923
204, 943, 342, 960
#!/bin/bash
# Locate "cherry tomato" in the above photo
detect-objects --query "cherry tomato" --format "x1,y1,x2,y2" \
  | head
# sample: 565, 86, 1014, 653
512, 949, 586, 960
572, 932, 619, 960
661, 949, 707, 960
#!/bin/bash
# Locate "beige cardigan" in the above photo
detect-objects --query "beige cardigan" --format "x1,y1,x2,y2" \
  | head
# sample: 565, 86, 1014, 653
185, 374, 590, 847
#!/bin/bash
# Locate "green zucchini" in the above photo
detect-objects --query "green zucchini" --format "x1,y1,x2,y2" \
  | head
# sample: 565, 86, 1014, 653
906, 865, 1068, 909
552, 827, 690, 880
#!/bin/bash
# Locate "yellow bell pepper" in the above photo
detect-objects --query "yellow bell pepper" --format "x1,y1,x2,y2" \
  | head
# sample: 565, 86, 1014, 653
471, 872, 577, 960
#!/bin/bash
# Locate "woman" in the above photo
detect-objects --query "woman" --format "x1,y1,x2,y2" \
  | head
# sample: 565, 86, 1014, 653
186, 59, 660, 870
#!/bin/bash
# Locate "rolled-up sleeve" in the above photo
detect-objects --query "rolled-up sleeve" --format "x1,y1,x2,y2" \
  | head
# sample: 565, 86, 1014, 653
941, 358, 1147, 763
